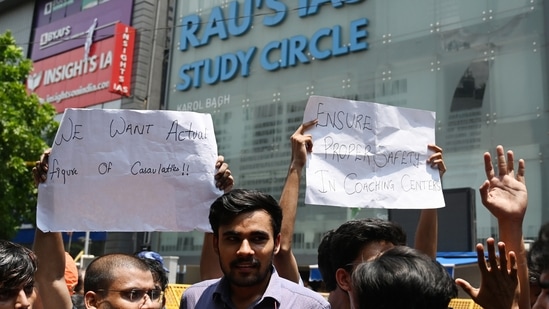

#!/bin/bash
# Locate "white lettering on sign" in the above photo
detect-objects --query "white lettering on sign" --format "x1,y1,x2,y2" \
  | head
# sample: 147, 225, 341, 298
45, 81, 110, 104
113, 27, 131, 95
43, 51, 112, 86
177, 94, 231, 111
44, 0, 74, 15
40, 26, 72, 47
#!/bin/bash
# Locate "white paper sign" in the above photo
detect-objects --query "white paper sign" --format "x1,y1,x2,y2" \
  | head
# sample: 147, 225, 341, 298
303, 96, 445, 209
37, 109, 221, 232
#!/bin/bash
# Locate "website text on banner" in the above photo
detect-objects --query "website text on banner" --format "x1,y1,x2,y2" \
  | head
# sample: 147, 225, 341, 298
37, 109, 220, 232
303, 95, 444, 209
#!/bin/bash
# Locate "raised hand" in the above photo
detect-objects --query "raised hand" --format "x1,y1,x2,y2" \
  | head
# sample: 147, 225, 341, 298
456, 238, 519, 309
215, 155, 234, 193
480, 145, 527, 223
427, 144, 446, 177
289, 119, 317, 169
32, 148, 51, 187
275, 119, 317, 284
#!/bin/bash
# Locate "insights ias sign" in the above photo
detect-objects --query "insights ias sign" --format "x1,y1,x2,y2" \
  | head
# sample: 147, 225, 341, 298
28, 37, 122, 113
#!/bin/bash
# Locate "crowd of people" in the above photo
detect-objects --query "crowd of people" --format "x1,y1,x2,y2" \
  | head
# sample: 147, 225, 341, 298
0, 119, 548, 309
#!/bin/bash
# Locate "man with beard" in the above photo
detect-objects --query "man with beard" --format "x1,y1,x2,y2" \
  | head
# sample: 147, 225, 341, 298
180, 189, 330, 309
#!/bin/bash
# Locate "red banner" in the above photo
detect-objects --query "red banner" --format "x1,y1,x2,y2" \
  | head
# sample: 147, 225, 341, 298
28, 37, 121, 113
110, 23, 136, 97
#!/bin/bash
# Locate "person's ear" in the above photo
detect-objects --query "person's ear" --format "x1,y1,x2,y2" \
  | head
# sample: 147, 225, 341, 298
213, 234, 220, 255
273, 233, 281, 254
85, 291, 99, 309
336, 267, 352, 292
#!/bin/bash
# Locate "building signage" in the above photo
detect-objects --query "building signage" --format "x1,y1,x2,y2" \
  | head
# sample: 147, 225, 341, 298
175, 0, 368, 91
44, 0, 75, 16
28, 37, 121, 113
31, 0, 133, 61
110, 23, 136, 96
35, 0, 81, 27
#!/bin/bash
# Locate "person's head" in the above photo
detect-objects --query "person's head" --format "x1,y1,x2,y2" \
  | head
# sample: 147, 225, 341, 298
317, 229, 336, 290
209, 189, 282, 238
64, 252, 79, 295
350, 246, 458, 309
529, 244, 543, 307
83, 253, 162, 309
209, 189, 282, 288
135, 251, 168, 309
73, 270, 85, 295
318, 218, 406, 292
530, 223, 549, 309
0, 239, 37, 309
135, 251, 169, 291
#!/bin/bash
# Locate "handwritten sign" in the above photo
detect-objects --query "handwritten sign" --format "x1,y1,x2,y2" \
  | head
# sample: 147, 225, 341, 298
37, 109, 221, 232
303, 96, 445, 209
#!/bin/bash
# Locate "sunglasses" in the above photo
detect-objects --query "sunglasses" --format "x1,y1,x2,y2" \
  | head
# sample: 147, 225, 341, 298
97, 288, 164, 302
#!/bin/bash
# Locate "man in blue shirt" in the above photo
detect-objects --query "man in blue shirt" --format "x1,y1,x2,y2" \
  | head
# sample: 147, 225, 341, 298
180, 189, 330, 309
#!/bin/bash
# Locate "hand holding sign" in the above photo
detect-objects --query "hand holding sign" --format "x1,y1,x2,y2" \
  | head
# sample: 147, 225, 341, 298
37, 109, 223, 232
303, 96, 445, 209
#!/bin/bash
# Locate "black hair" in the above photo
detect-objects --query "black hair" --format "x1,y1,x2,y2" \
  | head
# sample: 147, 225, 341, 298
209, 189, 282, 238
139, 256, 169, 291
0, 239, 37, 291
352, 246, 458, 309
528, 222, 549, 280
317, 229, 336, 290
317, 218, 407, 291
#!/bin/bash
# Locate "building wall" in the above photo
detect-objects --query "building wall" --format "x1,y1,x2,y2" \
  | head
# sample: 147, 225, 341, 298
158, 0, 549, 267
123, 0, 174, 111
0, 0, 35, 56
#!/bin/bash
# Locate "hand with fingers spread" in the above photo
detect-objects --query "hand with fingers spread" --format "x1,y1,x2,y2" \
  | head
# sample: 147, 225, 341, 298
215, 155, 234, 193
481, 145, 529, 309
481, 145, 527, 222
456, 238, 519, 309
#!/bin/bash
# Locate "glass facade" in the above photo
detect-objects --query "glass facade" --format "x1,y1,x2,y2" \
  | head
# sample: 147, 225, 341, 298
161, 0, 549, 265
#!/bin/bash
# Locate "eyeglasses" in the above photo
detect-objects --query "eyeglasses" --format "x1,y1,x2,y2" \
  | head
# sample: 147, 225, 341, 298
96, 288, 164, 302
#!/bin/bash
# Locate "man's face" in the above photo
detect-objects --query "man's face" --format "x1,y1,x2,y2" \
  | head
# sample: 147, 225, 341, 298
338, 240, 396, 309
0, 283, 35, 309
86, 266, 158, 309
533, 270, 549, 309
214, 210, 280, 288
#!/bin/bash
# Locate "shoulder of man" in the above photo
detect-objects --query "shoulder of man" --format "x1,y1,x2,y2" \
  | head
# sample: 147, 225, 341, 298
180, 278, 221, 309
270, 276, 330, 308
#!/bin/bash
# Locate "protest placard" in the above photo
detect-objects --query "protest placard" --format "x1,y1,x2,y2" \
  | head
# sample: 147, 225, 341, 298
37, 108, 221, 232
303, 96, 445, 209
